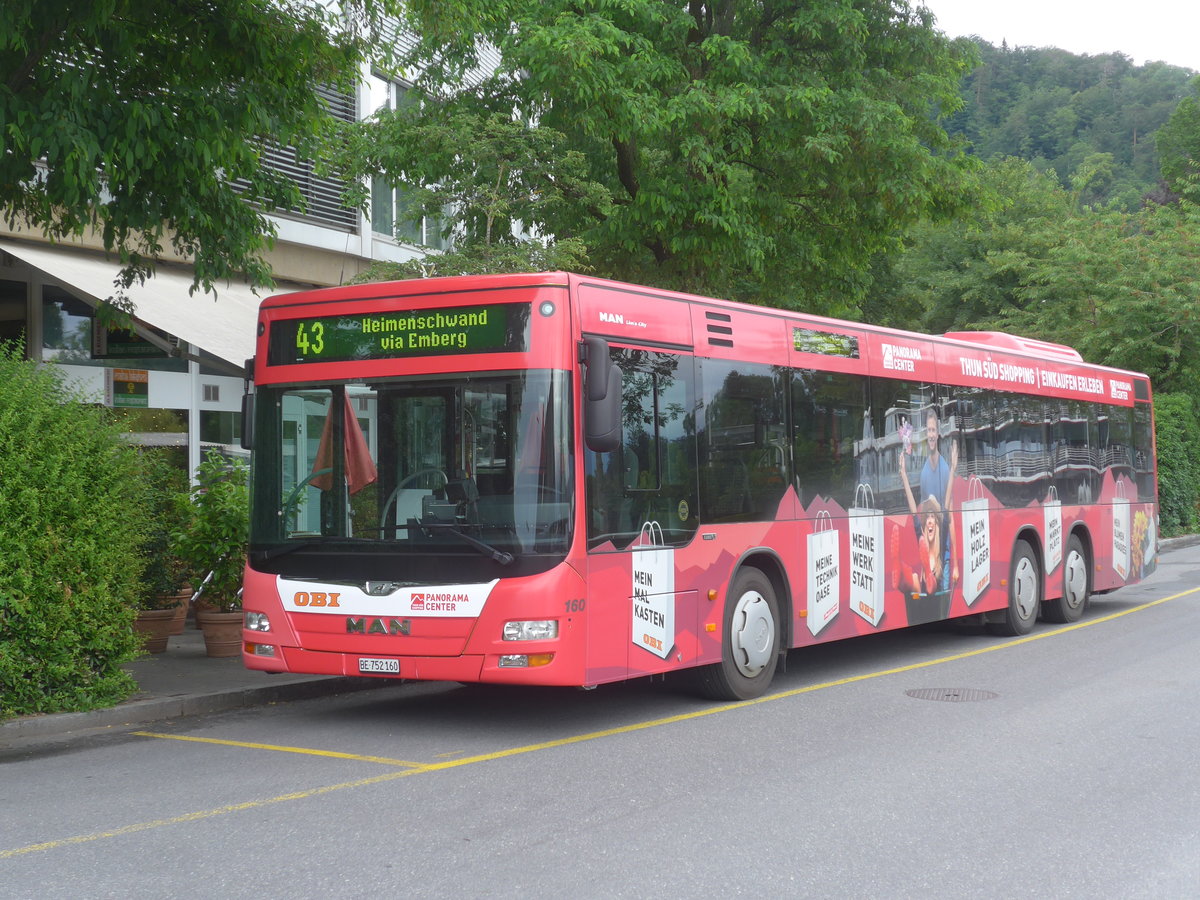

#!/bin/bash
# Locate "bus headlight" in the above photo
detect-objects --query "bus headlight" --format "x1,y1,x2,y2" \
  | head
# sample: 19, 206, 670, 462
245, 612, 271, 632
503, 620, 559, 641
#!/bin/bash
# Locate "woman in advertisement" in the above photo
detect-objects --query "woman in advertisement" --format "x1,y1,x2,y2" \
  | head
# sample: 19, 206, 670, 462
894, 407, 960, 623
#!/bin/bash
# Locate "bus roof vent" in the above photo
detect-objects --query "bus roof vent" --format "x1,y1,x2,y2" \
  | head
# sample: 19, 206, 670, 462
943, 331, 1082, 362
705, 310, 734, 348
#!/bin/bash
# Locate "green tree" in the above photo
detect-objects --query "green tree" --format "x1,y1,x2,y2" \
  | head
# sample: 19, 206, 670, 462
0, 345, 151, 718
339, 102, 603, 279
354, 0, 977, 316
948, 40, 1195, 205
993, 199, 1200, 394
1153, 392, 1200, 535
865, 158, 1071, 333
1156, 81, 1200, 199
0, 1, 396, 303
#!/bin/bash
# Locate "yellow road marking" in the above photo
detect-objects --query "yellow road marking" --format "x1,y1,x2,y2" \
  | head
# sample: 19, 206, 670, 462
4, 584, 1195, 860
130, 732, 425, 768
0, 770, 420, 859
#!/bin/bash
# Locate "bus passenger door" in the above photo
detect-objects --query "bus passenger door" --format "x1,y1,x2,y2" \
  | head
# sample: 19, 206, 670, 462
584, 346, 700, 679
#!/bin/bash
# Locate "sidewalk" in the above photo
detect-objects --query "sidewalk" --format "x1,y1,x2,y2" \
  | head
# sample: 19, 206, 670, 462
0, 626, 385, 745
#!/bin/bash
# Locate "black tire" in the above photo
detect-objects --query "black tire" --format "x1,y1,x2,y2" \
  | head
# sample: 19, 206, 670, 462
1044, 533, 1089, 624
692, 568, 780, 701
988, 539, 1041, 636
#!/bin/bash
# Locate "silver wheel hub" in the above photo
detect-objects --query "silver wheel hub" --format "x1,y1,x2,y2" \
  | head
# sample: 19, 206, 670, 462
1012, 556, 1039, 620
731, 590, 775, 677
1064, 549, 1087, 610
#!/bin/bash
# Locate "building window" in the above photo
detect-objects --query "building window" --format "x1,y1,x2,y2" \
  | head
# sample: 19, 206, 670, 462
40, 285, 185, 371
233, 85, 358, 232
368, 76, 451, 251
0, 280, 27, 350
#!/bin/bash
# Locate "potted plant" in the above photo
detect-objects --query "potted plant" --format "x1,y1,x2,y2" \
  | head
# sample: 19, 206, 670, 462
138, 450, 194, 635
131, 450, 192, 653
172, 450, 250, 657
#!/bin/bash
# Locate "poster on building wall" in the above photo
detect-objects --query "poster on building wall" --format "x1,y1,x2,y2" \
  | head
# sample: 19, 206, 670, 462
631, 521, 674, 660
849, 484, 884, 627
807, 511, 841, 636
105, 368, 149, 408
962, 476, 991, 606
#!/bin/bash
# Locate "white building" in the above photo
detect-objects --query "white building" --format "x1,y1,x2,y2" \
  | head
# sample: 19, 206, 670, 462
0, 74, 443, 476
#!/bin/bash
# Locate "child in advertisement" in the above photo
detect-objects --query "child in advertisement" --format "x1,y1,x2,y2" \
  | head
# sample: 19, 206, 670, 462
894, 406, 960, 623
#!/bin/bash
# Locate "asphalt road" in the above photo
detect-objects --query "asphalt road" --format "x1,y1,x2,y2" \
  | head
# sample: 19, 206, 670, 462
2, 545, 1199, 898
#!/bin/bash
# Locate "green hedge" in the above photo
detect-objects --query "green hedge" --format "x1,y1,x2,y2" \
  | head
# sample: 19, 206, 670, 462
0, 346, 150, 719
1154, 392, 1200, 536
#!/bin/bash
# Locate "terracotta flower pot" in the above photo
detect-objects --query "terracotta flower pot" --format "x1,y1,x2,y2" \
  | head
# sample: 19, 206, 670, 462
157, 589, 192, 635
134, 608, 176, 654
195, 608, 244, 658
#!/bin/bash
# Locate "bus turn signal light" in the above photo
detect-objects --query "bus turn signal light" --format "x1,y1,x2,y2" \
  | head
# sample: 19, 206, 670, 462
498, 653, 555, 668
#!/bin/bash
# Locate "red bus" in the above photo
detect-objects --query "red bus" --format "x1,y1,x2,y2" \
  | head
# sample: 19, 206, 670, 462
240, 272, 1158, 700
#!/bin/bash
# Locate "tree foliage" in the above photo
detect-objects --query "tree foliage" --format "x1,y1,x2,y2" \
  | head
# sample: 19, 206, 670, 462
0, 0, 396, 302
0, 345, 150, 719
875, 158, 1200, 396
1156, 81, 1200, 200
1153, 393, 1200, 535
347, 0, 977, 316
946, 40, 1196, 207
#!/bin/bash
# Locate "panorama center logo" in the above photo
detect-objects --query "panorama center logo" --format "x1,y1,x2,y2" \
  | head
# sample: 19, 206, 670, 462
410, 592, 470, 612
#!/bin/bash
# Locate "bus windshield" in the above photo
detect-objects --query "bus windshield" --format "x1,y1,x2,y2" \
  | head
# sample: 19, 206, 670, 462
249, 370, 573, 575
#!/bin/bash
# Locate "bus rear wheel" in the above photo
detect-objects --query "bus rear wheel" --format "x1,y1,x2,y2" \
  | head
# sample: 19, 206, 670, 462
989, 539, 1041, 636
1044, 533, 1089, 624
692, 568, 780, 701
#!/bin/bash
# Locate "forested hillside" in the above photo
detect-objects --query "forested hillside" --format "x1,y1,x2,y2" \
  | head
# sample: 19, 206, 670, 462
945, 40, 1196, 207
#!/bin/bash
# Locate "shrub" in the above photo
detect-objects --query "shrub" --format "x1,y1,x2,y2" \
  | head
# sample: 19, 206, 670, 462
136, 448, 192, 606
0, 345, 150, 719
172, 449, 249, 612
1153, 392, 1200, 536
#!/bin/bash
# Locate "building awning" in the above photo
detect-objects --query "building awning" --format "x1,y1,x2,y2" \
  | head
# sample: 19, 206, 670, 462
0, 238, 292, 369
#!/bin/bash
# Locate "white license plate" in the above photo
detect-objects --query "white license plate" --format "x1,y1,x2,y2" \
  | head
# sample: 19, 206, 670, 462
358, 657, 400, 674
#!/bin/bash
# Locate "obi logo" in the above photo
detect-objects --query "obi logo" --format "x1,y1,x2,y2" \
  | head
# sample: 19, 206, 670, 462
410, 592, 469, 612
293, 591, 340, 607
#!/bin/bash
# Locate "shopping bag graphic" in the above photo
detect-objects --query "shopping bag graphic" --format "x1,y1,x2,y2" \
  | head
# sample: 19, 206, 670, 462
1044, 486, 1063, 573
631, 521, 675, 659
807, 511, 841, 636
848, 484, 885, 627
961, 476, 991, 606
1112, 482, 1130, 580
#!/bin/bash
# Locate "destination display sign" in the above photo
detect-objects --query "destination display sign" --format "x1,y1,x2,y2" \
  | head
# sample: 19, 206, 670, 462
267, 302, 531, 365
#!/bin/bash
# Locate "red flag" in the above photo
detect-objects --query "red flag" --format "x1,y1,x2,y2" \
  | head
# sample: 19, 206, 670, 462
312, 394, 378, 494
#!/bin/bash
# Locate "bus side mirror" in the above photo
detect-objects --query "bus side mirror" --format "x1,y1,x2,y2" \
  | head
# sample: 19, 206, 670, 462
240, 393, 254, 451
582, 336, 621, 453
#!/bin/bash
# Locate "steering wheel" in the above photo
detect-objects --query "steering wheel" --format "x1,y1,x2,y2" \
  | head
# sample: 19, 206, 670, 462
378, 468, 449, 530
282, 467, 333, 513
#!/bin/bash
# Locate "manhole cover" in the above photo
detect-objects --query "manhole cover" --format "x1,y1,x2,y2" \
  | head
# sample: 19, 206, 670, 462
905, 688, 999, 703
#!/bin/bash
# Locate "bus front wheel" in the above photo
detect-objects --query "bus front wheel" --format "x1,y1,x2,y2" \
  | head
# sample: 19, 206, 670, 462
693, 568, 780, 701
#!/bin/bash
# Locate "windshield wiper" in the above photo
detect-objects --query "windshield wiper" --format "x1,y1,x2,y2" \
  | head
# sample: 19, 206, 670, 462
421, 523, 514, 565
257, 536, 377, 561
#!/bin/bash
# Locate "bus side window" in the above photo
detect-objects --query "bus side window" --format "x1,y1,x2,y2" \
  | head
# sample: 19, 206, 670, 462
586, 348, 697, 549
700, 360, 786, 523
